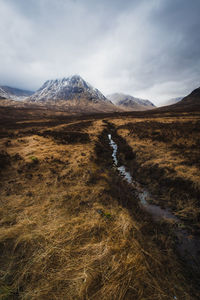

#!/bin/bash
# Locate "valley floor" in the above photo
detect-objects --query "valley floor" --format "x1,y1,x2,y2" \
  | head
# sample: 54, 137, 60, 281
0, 109, 200, 299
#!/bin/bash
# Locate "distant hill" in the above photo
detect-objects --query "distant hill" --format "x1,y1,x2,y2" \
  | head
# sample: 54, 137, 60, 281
161, 97, 183, 106
179, 87, 200, 106
154, 86, 200, 113
0, 86, 34, 101
107, 93, 156, 111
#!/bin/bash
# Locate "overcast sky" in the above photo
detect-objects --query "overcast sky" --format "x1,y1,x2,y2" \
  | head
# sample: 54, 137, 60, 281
0, 0, 200, 105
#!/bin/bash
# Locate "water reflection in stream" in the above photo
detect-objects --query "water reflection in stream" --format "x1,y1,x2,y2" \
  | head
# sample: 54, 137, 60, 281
108, 133, 200, 270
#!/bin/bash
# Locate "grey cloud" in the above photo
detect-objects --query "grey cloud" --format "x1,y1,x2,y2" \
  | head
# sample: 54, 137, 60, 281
0, 0, 199, 105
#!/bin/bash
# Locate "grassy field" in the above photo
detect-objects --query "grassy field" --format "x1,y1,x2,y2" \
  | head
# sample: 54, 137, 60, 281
0, 110, 200, 299
111, 113, 200, 233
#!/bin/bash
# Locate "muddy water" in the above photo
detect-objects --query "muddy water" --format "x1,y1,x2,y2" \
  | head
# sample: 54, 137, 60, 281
108, 133, 200, 270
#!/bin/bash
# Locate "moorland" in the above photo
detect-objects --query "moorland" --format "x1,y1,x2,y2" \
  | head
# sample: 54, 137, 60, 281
0, 106, 200, 299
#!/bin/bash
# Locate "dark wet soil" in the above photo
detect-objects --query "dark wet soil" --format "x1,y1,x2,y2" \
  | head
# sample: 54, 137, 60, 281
108, 133, 200, 271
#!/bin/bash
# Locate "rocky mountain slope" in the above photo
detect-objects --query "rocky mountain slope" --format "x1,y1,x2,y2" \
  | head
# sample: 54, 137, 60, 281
26, 75, 119, 113
28, 75, 108, 103
154, 86, 200, 113
179, 87, 200, 106
0, 86, 33, 101
107, 93, 155, 111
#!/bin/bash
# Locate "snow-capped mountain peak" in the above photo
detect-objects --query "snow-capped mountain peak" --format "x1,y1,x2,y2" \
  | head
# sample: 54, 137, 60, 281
28, 75, 108, 103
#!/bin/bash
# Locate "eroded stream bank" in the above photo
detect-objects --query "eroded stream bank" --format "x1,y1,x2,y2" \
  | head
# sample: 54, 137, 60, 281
108, 132, 200, 271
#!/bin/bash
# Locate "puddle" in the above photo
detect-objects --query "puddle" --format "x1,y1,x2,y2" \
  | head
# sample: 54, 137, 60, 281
138, 191, 179, 222
108, 133, 200, 270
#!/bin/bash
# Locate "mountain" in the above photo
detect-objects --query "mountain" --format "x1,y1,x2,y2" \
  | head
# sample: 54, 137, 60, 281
163, 87, 200, 111
161, 97, 183, 106
153, 86, 200, 113
0, 86, 34, 101
26, 75, 119, 113
107, 93, 156, 111
28, 75, 108, 103
179, 87, 200, 106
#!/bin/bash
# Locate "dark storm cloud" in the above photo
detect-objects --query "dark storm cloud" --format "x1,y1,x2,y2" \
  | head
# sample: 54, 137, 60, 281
0, 0, 200, 104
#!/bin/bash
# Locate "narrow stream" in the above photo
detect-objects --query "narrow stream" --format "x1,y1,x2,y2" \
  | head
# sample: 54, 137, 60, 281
108, 133, 200, 270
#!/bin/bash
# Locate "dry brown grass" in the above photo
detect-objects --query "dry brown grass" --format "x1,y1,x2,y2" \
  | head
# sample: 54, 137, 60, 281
111, 113, 200, 231
0, 116, 199, 299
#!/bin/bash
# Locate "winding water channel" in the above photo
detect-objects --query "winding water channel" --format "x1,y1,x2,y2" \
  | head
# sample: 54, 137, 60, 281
108, 133, 200, 270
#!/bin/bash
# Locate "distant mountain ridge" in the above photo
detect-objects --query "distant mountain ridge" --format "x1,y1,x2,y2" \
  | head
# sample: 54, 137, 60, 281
107, 93, 155, 111
2, 77, 199, 114
0, 86, 34, 101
